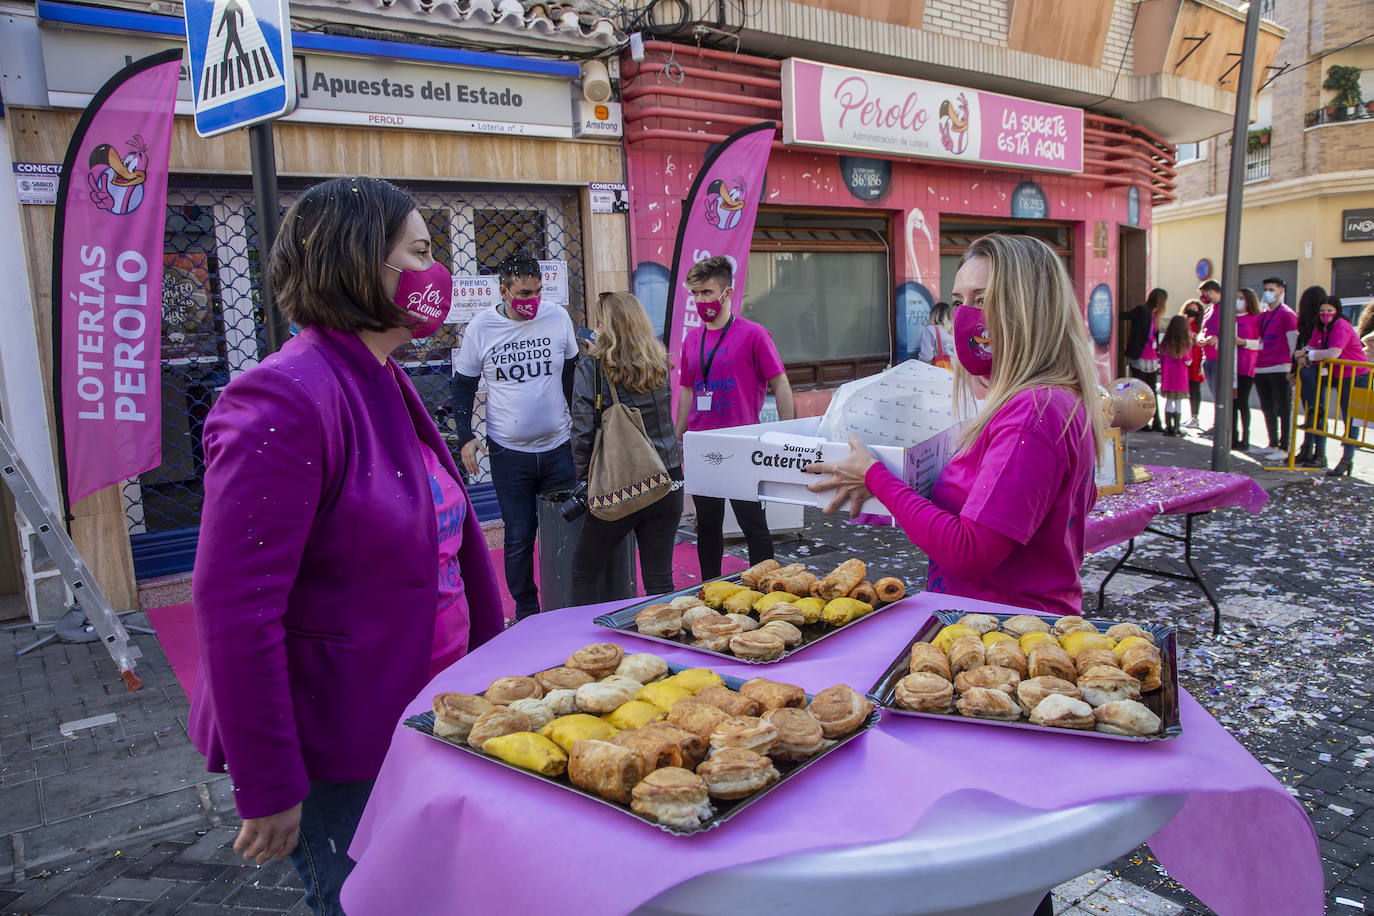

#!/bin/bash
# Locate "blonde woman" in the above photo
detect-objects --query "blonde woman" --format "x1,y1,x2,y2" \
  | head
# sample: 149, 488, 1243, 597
807, 234, 1105, 616
569, 292, 683, 604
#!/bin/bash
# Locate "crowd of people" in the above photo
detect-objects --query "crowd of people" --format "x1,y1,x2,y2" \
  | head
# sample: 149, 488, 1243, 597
185, 176, 1371, 915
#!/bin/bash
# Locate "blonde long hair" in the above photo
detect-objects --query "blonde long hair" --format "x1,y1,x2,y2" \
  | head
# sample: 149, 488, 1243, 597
953, 234, 1105, 454
591, 292, 672, 393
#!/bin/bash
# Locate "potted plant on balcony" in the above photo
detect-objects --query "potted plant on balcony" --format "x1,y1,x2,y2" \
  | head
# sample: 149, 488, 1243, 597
1323, 65, 1363, 121
1247, 127, 1271, 152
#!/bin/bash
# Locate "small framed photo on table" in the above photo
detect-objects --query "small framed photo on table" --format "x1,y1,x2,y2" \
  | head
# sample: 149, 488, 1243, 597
1096, 428, 1124, 496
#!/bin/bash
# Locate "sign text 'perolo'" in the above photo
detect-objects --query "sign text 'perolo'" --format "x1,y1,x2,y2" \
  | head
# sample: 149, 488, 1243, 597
70, 246, 154, 423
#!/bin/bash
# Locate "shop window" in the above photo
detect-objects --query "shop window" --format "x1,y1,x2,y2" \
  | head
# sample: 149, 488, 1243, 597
938, 220, 1073, 304
742, 213, 892, 390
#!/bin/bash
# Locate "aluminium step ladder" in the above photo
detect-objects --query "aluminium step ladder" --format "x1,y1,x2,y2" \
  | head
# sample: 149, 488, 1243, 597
0, 419, 142, 690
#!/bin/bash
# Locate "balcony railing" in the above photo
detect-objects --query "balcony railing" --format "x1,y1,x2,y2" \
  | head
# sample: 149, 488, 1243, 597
1305, 103, 1374, 127
1245, 142, 1270, 181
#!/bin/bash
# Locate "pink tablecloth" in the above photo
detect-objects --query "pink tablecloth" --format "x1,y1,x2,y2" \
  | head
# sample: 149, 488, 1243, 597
1085, 464, 1269, 554
343, 592, 1320, 916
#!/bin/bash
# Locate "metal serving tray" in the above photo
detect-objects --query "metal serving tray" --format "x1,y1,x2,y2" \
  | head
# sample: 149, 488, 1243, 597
593, 573, 904, 665
405, 659, 882, 835
867, 610, 1182, 742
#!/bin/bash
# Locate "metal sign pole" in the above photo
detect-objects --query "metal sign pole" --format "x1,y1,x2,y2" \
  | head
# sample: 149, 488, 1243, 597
249, 122, 289, 353
1212, 1, 1263, 472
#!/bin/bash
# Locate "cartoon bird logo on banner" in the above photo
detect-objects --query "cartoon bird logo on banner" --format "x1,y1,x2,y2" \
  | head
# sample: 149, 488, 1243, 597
704, 175, 748, 230
938, 94, 970, 155
86, 134, 151, 215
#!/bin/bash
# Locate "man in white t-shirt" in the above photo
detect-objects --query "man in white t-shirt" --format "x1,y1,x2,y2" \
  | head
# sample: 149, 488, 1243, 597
452, 255, 579, 620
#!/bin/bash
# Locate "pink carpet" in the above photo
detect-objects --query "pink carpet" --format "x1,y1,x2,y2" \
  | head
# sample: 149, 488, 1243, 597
146, 542, 746, 698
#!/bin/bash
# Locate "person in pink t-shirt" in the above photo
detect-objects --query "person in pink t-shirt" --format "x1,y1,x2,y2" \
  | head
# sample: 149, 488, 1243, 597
1233, 287, 1263, 452
1298, 296, 1370, 477
675, 255, 796, 579
805, 234, 1105, 616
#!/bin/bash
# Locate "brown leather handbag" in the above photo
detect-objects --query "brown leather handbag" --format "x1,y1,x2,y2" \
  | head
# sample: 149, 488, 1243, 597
587, 362, 673, 521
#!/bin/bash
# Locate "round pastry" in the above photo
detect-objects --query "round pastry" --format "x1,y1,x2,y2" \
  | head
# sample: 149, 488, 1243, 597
565, 643, 625, 679
1051, 615, 1097, 638
695, 748, 780, 799
1026, 643, 1076, 682
946, 635, 986, 678
635, 603, 683, 638
533, 666, 595, 694
953, 664, 1021, 696
1094, 699, 1162, 737
808, 685, 872, 738
575, 677, 641, 714
693, 635, 733, 653
466, 706, 531, 749
1028, 693, 1096, 729
541, 688, 577, 717
725, 613, 761, 632
507, 697, 555, 732
1073, 648, 1121, 677
848, 581, 879, 606
1015, 676, 1083, 715
638, 721, 709, 771
956, 613, 1000, 634
681, 605, 717, 629
760, 620, 804, 647
486, 676, 543, 706
909, 642, 952, 679
955, 685, 1020, 721
985, 641, 1028, 679
1076, 665, 1143, 707
666, 697, 730, 738
730, 629, 786, 661
708, 715, 778, 755
616, 653, 670, 684
1104, 622, 1152, 643
669, 594, 706, 612
1001, 613, 1051, 637
759, 603, 806, 626
894, 672, 955, 713
874, 577, 905, 603
694, 685, 762, 718
432, 692, 492, 741
762, 707, 827, 760
630, 767, 714, 829
739, 677, 807, 711
692, 614, 745, 641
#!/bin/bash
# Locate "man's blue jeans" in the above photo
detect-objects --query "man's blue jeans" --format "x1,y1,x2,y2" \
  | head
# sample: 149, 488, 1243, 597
488, 439, 577, 618
286, 779, 375, 916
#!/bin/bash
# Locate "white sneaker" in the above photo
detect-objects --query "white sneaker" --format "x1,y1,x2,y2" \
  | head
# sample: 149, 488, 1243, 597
1183, 418, 1201, 429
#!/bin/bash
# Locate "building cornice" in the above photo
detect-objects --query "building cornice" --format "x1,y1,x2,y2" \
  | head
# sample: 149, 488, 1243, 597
1154, 171, 1374, 221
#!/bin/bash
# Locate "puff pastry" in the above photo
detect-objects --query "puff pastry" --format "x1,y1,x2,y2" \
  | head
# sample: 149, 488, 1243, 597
725, 613, 761, 632
693, 635, 732, 653
730, 629, 786, 661
1094, 699, 1161, 736
616, 653, 669, 684
669, 595, 706, 612
724, 589, 767, 615
541, 688, 577, 717
739, 677, 807, 711
1120, 643, 1163, 692
953, 664, 1021, 696
692, 614, 745, 641
539, 713, 614, 752
700, 581, 746, 609
1076, 665, 1142, 707
568, 738, 649, 803
1001, 613, 1051, 637
894, 673, 955, 713
610, 725, 685, 770
874, 577, 906, 603
507, 697, 555, 732
820, 597, 872, 626
770, 571, 820, 597
1058, 630, 1116, 657
985, 641, 1028, 679
695, 748, 780, 799
1027, 643, 1076, 682
754, 591, 801, 615
947, 635, 986, 678
467, 706, 531, 749
1051, 615, 1097, 638
1028, 693, 1095, 729
634, 603, 682, 638
759, 563, 806, 592
759, 603, 806, 627
605, 699, 666, 731
666, 697, 729, 738
708, 715, 779, 755
565, 643, 625, 679
932, 624, 979, 653
1015, 676, 1083, 715
638, 721, 709, 771
694, 685, 762, 718
848, 580, 879, 606
630, 767, 713, 829
808, 685, 872, 738
1104, 622, 1152, 643
791, 596, 826, 624
576, 677, 642, 714
663, 668, 725, 695
432, 692, 492, 741
637, 681, 694, 713
1018, 632, 1056, 653
909, 642, 952, 679
739, 558, 782, 590
763, 707, 827, 760
533, 666, 594, 694
481, 731, 567, 776
761, 620, 804, 648
818, 558, 867, 601
1073, 648, 1121, 676
955, 685, 1020, 721
956, 613, 1000, 635
681, 605, 717, 629
981, 631, 1015, 647
485, 676, 543, 706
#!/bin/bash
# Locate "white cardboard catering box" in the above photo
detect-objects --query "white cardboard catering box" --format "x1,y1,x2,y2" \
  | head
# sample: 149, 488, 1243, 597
683, 416, 961, 517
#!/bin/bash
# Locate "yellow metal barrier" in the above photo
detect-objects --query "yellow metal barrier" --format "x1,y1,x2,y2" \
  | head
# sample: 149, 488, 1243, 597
1280, 358, 1374, 469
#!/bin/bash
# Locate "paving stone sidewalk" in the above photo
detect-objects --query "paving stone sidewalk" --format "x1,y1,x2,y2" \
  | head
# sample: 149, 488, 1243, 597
1, 424, 1368, 914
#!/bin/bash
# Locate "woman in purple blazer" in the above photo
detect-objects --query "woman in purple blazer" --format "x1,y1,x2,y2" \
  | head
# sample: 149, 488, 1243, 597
188, 177, 502, 916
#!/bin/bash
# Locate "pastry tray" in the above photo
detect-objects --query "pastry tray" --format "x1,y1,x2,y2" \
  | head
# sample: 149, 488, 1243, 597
594, 573, 904, 665
405, 659, 882, 835
867, 610, 1182, 742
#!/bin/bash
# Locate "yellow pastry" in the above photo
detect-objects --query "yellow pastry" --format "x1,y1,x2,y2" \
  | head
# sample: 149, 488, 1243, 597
481, 731, 567, 776
637, 681, 694, 713
1058, 630, 1116, 657
1019, 631, 1056, 653
820, 597, 873, 626
1051, 615, 1097, 638
1112, 636, 1156, 660
661, 668, 725, 695
981, 631, 1015, 647
932, 624, 979, 653
1104, 622, 1152, 643
605, 700, 665, 731
723, 589, 766, 615
700, 581, 746, 609
753, 591, 799, 614
791, 597, 825, 624
539, 713, 615, 752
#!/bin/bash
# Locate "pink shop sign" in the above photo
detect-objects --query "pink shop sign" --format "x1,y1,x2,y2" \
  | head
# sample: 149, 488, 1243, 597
781, 58, 1083, 174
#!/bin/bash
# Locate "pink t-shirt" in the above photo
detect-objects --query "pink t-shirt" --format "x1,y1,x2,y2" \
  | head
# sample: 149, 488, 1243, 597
680, 316, 786, 431
1236, 312, 1261, 378
421, 446, 471, 677
1202, 304, 1221, 361
1256, 304, 1298, 370
1140, 316, 1159, 361
925, 387, 1097, 615
1308, 320, 1371, 376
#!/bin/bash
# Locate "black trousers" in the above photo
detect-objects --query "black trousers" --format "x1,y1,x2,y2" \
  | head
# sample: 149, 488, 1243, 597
1188, 379, 1202, 418
1252, 371, 1292, 450
693, 496, 774, 580
1233, 375, 1254, 446
1129, 367, 1162, 428
571, 487, 684, 606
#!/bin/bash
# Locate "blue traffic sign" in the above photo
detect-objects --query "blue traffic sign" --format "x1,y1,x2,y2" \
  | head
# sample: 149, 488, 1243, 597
183, 0, 295, 137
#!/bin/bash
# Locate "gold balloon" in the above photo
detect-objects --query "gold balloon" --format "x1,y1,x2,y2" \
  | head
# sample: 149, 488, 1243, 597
1108, 377, 1156, 432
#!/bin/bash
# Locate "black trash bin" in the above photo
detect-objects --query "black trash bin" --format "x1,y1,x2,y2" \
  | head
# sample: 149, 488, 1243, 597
536, 490, 637, 611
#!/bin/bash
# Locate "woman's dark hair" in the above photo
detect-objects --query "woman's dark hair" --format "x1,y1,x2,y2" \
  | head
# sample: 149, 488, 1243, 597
1162, 314, 1192, 359
1320, 295, 1350, 326
1146, 287, 1168, 316
1296, 285, 1328, 344
1238, 287, 1261, 317
269, 177, 417, 332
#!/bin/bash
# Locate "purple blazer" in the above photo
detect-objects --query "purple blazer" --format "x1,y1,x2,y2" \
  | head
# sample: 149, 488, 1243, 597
188, 326, 502, 819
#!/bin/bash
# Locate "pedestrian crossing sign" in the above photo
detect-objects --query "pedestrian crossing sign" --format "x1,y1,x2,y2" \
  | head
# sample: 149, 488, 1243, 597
183, 0, 295, 137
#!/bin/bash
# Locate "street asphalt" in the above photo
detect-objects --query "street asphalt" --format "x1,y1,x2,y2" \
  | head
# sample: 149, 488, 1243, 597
1, 405, 1370, 914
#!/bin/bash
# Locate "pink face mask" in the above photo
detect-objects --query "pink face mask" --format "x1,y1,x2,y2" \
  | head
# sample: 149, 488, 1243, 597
388, 261, 451, 338
952, 304, 992, 377
1319, 313, 1335, 326
509, 296, 540, 320
697, 291, 729, 323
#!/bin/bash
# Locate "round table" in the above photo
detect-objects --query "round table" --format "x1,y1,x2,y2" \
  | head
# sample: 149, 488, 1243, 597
634, 791, 1186, 916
